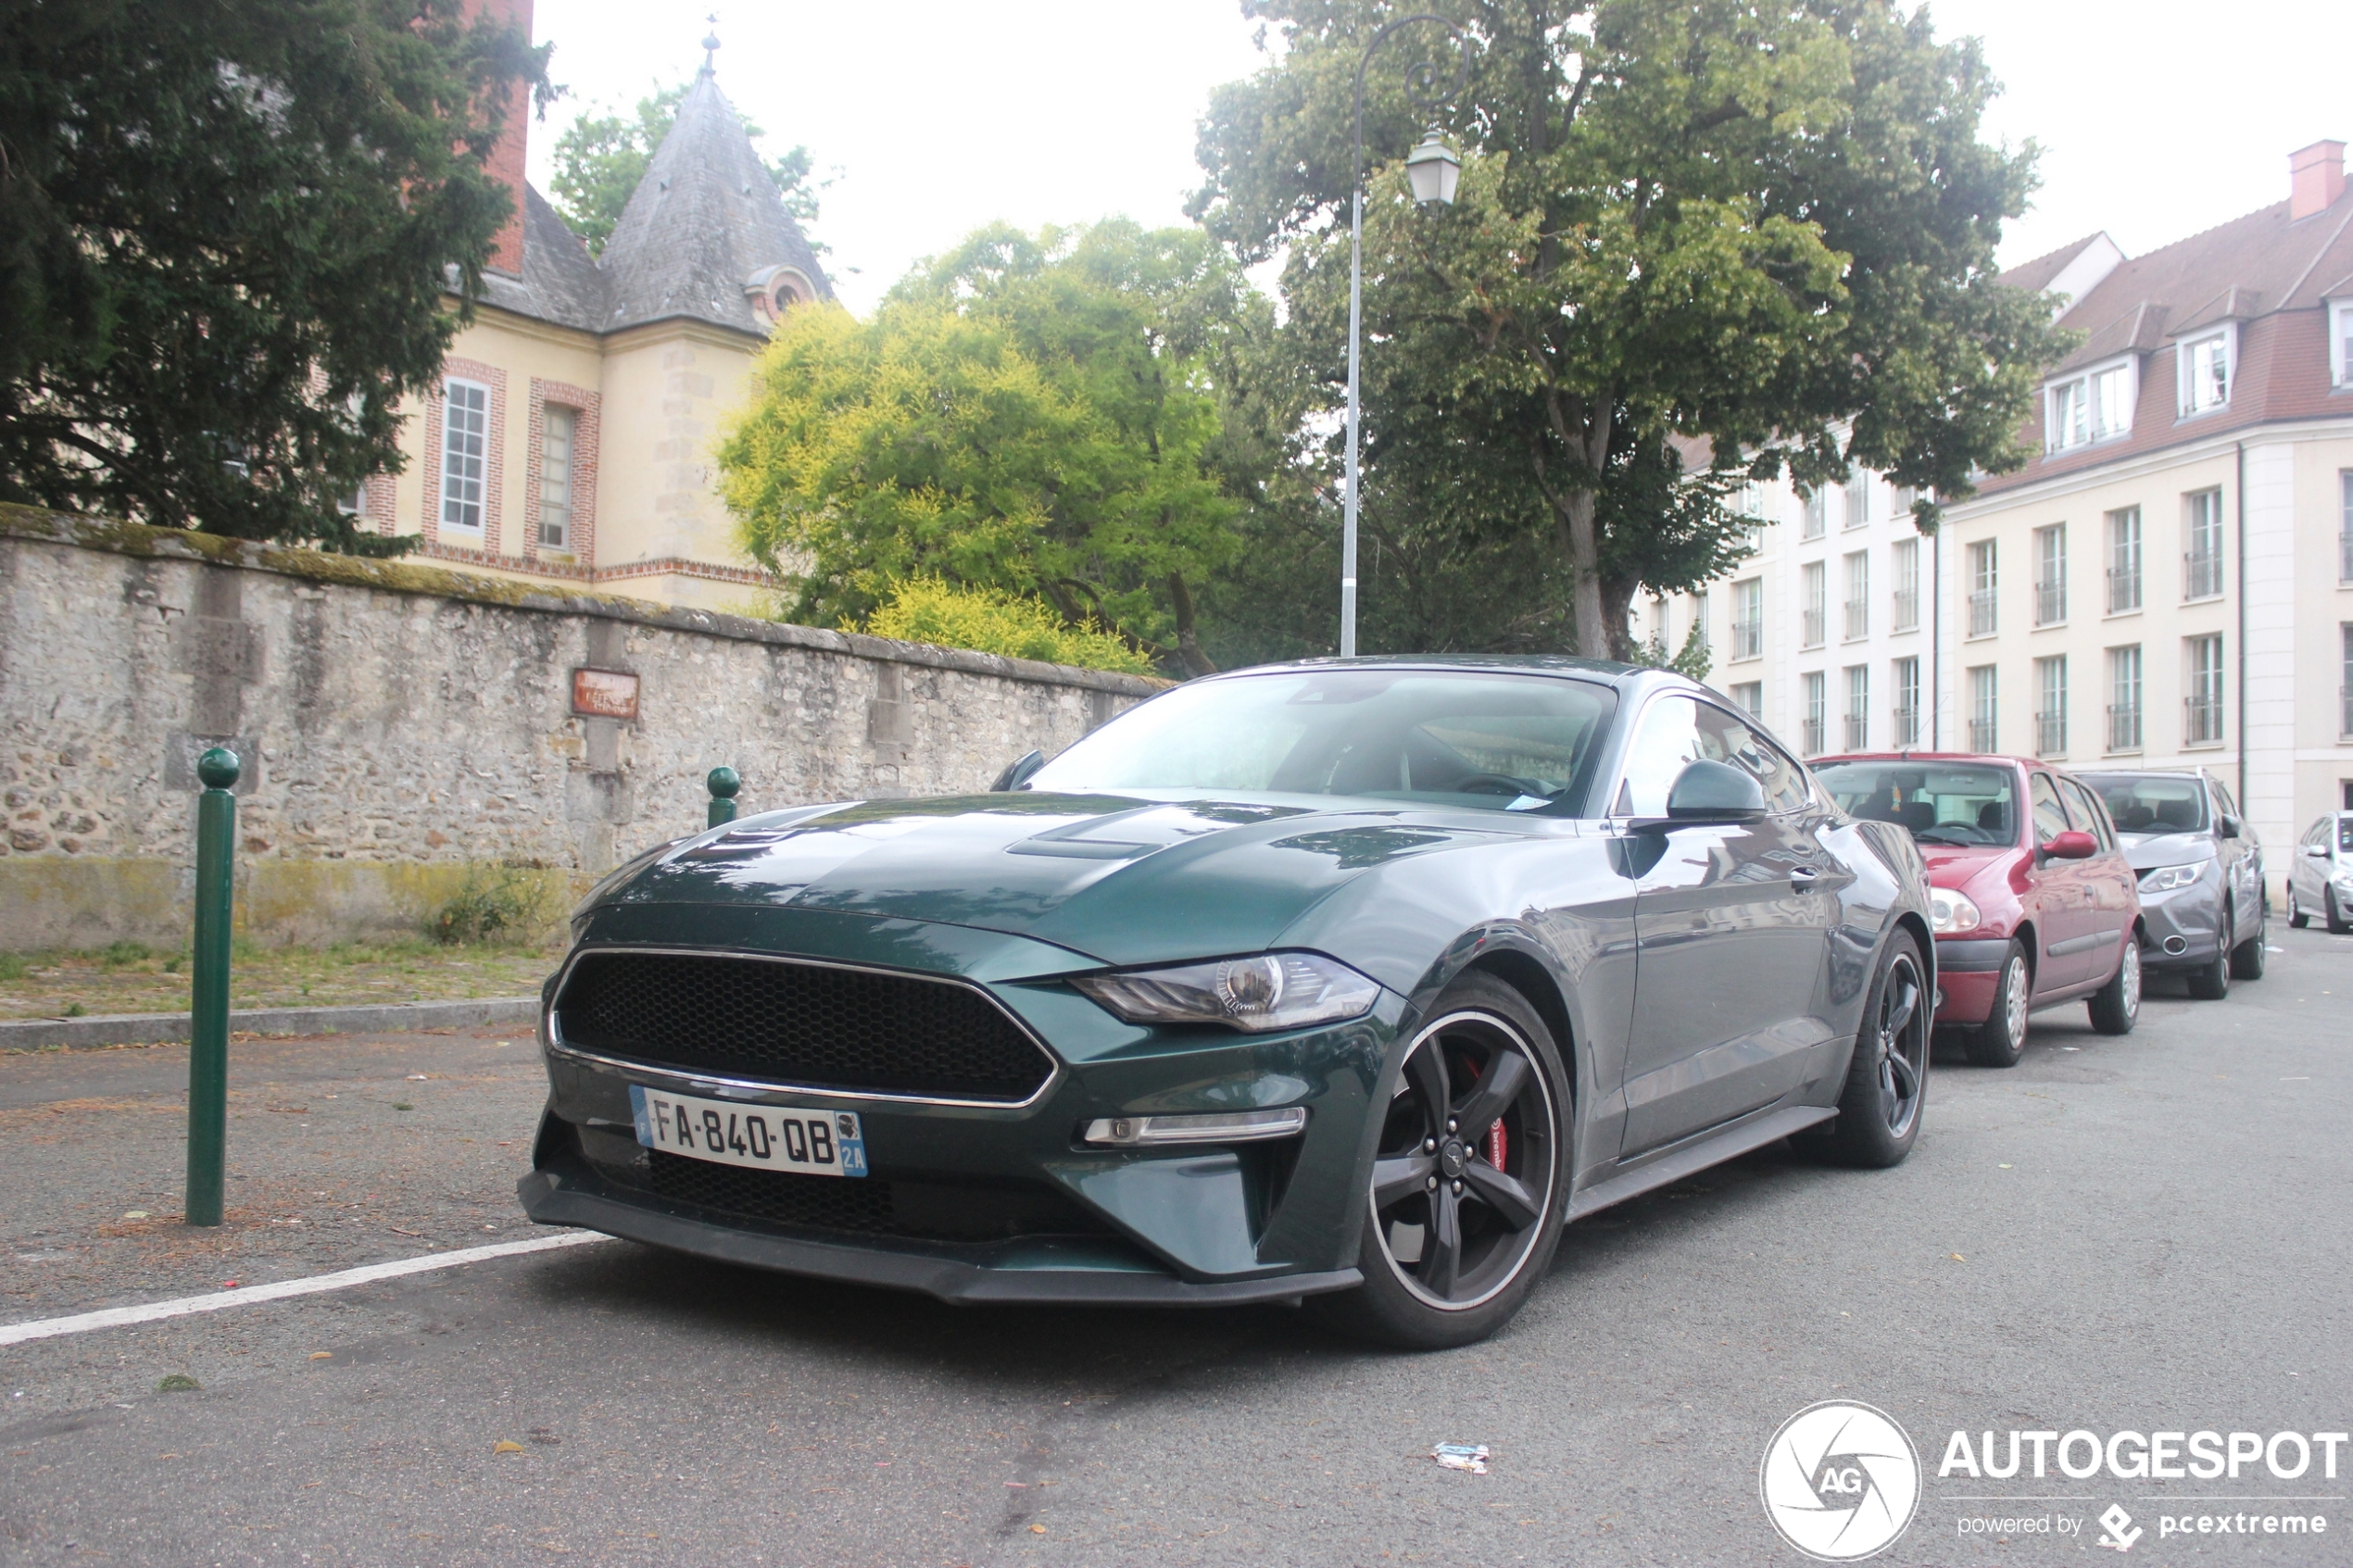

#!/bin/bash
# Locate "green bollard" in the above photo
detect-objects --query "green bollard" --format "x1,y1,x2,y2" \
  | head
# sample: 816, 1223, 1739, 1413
185, 746, 239, 1228
707, 766, 741, 829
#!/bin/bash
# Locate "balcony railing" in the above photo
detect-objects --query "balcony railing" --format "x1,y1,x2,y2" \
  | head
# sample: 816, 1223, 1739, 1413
2107, 703, 2143, 753
1969, 715, 1997, 751
1969, 589, 1997, 637
1843, 713, 1868, 750
1801, 608, 1826, 648
2106, 566, 2141, 614
1893, 705, 1920, 746
1843, 598, 1869, 641
2035, 710, 2067, 757
1802, 715, 1826, 756
1730, 618, 1763, 660
2034, 580, 2066, 625
2184, 694, 2225, 746
1890, 588, 1918, 632
2184, 551, 2224, 600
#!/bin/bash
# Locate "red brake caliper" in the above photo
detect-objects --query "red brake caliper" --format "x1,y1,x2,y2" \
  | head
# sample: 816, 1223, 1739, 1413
1486, 1118, 1508, 1172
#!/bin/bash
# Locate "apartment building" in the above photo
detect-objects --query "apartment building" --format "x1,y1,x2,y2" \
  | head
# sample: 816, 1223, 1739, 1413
1671, 466, 1956, 759
1938, 140, 2353, 883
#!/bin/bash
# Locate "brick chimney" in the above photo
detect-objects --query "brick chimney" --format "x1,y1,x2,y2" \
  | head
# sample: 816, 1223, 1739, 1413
2290, 139, 2346, 222
472, 0, 534, 276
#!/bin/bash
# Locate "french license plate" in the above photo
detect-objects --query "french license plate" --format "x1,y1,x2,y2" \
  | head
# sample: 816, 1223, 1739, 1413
628, 1085, 867, 1178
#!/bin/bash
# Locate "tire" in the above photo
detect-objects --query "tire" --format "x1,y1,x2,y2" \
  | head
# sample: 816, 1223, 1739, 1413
1308, 972, 1572, 1350
2229, 898, 2267, 980
2329, 887, 2353, 936
2087, 934, 2141, 1035
1966, 940, 2032, 1068
1801, 930, 1930, 1169
2185, 914, 2231, 1000
2288, 889, 2309, 930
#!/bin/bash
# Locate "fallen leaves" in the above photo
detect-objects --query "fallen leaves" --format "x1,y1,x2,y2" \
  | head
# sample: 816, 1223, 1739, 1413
493, 1440, 526, 1454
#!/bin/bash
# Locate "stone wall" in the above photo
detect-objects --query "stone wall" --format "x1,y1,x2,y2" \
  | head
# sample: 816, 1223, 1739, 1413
0, 506, 1162, 949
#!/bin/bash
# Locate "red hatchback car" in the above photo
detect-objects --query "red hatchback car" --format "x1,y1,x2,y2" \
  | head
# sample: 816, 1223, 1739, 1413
1811, 753, 2144, 1065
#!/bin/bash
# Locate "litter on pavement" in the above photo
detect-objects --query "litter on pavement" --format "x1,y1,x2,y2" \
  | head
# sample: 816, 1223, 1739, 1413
1434, 1443, 1490, 1474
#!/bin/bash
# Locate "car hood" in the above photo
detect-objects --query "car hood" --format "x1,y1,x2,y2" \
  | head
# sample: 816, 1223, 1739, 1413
2115, 831, 2215, 871
592, 792, 1525, 967
1918, 844, 2017, 889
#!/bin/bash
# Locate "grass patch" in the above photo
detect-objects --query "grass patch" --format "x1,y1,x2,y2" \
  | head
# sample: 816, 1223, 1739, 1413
430, 864, 558, 947
0, 935, 562, 1021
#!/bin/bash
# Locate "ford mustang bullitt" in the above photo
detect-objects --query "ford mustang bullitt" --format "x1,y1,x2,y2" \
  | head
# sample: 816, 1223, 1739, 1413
520, 659, 1937, 1348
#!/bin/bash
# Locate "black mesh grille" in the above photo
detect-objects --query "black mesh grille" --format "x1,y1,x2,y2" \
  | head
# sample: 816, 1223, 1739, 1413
553, 950, 1054, 1101
644, 1151, 1109, 1242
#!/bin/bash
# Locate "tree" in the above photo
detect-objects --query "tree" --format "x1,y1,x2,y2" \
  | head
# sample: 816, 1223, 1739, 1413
0, 0, 551, 552
1192, 0, 2070, 659
549, 80, 824, 257
717, 220, 1276, 675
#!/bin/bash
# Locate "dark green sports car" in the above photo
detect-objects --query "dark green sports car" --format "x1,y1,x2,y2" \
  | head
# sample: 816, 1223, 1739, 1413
521, 659, 1935, 1347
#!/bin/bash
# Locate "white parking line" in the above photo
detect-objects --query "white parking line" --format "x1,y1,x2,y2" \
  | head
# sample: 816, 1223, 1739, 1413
0, 1231, 612, 1348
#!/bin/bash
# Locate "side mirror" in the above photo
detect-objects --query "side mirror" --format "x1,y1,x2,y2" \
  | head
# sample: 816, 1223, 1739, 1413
1635, 759, 1768, 828
989, 749, 1045, 792
2218, 813, 2242, 839
2306, 844, 2329, 857
2041, 830, 2098, 860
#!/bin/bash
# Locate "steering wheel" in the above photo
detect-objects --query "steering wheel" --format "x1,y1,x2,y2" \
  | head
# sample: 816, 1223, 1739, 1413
1453, 772, 1541, 798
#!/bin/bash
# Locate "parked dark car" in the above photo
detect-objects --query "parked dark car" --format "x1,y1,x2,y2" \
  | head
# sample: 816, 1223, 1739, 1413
522, 659, 1938, 1348
2288, 810, 2353, 934
2077, 770, 2267, 997
1811, 753, 2143, 1066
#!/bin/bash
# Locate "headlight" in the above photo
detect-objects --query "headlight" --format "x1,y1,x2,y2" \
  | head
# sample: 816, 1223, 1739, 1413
2138, 862, 2205, 893
1929, 887, 1981, 934
1072, 953, 1381, 1033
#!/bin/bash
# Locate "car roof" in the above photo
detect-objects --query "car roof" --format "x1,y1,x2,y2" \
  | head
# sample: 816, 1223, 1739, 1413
1208, 655, 1665, 690
1811, 751, 2028, 770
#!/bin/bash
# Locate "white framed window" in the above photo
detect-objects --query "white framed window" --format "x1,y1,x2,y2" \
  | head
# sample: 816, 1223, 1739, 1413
440, 378, 490, 534
1969, 665, 1998, 752
2033, 522, 2067, 626
1843, 472, 1870, 530
2330, 300, 2353, 388
540, 405, 578, 551
1801, 561, 1827, 648
2185, 633, 2225, 746
2106, 508, 2142, 614
1843, 664, 1869, 750
2178, 330, 2233, 416
2035, 654, 2068, 757
1801, 489, 1827, 541
1892, 656, 1920, 746
2184, 489, 2225, 600
1731, 681, 1763, 720
1890, 536, 1919, 632
1968, 539, 1998, 637
2108, 645, 2143, 752
1803, 671, 1827, 756
2045, 359, 2137, 451
1730, 577, 1764, 661
1842, 550, 1869, 641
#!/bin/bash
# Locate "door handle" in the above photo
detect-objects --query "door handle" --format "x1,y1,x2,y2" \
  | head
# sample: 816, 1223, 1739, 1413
1788, 865, 1821, 890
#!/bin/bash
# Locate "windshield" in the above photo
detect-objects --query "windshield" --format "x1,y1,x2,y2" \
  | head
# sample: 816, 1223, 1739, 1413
1812, 760, 2020, 847
1026, 670, 1617, 812
2080, 773, 2208, 835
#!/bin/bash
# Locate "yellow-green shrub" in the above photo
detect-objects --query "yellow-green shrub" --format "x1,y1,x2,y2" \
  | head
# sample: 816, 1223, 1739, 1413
862, 578, 1155, 675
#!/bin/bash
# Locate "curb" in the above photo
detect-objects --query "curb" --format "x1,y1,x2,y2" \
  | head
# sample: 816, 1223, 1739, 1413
0, 997, 540, 1051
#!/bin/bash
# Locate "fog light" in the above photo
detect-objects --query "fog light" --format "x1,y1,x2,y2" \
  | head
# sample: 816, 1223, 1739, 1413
1082, 1107, 1309, 1147
2162, 935, 2188, 955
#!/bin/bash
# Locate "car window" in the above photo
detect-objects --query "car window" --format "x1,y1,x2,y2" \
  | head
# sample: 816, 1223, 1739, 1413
2209, 778, 2240, 821
1735, 720, 1812, 814
2081, 773, 2208, 834
1610, 696, 1786, 817
2340, 818, 2353, 854
2030, 773, 2070, 845
1812, 760, 2017, 847
2057, 777, 2114, 851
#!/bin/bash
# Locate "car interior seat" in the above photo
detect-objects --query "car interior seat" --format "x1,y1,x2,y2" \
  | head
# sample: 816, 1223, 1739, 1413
2155, 797, 2199, 830
1977, 800, 2011, 834
2113, 803, 2158, 831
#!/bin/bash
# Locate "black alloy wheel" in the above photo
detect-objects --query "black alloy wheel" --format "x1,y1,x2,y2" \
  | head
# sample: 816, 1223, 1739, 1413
1805, 931, 1930, 1169
1312, 972, 1568, 1349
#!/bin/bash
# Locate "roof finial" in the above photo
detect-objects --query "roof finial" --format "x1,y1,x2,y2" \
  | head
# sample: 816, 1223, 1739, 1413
699, 14, 721, 77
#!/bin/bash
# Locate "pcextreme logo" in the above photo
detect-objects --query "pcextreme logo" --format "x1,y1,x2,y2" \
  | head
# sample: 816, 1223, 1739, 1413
1760, 1400, 1923, 1561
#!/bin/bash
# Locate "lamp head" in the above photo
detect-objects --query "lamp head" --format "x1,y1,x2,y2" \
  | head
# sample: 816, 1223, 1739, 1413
1404, 129, 1462, 206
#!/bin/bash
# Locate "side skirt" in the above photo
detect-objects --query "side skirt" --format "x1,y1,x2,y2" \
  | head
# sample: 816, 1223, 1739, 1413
1567, 1105, 1836, 1223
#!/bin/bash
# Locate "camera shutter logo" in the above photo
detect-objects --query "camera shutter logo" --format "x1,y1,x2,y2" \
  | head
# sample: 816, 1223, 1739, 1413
1759, 1400, 1922, 1561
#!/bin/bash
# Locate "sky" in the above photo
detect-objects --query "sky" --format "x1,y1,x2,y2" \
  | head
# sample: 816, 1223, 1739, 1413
526, 0, 2350, 314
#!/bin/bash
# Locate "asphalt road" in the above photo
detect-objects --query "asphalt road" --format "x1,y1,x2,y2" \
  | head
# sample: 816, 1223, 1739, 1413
4, 930, 2349, 1567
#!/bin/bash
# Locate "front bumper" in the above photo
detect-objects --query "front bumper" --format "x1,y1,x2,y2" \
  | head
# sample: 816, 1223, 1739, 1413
521, 919, 1403, 1305
1930, 937, 2011, 1025
519, 1140, 1361, 1307
2136, 879, 2224, 967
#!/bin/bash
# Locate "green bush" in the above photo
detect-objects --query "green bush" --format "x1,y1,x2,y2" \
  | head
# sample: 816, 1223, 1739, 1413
0, 952, 25, 984
429, 864, 555, 947
101, 939, 152, 969
863, 577, 1155, 675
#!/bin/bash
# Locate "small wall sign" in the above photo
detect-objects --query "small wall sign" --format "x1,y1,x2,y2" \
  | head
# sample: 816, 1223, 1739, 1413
572, 667, 640, 720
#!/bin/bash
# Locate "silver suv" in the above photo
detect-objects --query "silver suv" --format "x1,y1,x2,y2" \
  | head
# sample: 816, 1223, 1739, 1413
2078, 769, 2267, 999
2288, 812, 2353, 934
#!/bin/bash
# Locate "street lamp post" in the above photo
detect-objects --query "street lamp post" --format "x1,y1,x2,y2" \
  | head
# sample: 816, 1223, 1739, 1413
1340, 16, 1467, 659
